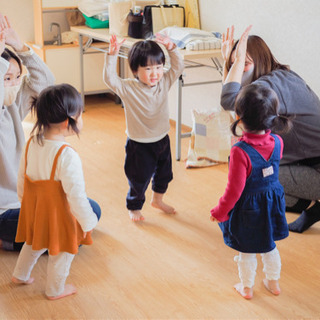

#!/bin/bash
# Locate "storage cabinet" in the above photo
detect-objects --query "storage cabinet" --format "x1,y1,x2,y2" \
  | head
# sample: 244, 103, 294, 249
30, 0, 106, 94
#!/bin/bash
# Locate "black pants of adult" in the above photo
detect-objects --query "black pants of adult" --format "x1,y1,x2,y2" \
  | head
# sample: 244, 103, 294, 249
279, 158, 320, 207
124, 135, 173, 211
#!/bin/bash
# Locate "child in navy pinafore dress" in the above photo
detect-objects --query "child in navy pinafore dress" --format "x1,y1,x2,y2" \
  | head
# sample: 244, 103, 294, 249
211, 84, 292, 300
221, 135, 288, 253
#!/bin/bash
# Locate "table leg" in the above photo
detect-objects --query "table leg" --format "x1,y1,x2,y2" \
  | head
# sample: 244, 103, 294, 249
79, 33, 85, 105
176, 75, 183, 161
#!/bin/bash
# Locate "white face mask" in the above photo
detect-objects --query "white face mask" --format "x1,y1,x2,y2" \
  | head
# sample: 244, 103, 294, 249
3, 84, 21, 106
241, 66, 254, 86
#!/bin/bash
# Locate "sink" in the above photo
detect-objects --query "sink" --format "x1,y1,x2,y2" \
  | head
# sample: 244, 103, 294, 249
44, 40, 57, 45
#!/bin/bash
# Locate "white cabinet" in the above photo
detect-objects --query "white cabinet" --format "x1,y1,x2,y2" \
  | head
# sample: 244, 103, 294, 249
31, 0, 106, 93
44, 46, 106, 92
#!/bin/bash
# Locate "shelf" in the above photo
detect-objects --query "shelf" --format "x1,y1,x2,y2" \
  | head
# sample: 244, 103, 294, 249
31, 0, 109, 94
42, 7, 78, 13
28, 42, 79, 54
41, 43, 79, 50
41, 0, 79, 8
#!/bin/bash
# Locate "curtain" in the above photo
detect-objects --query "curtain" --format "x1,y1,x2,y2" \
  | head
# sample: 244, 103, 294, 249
178, 0, 200, 29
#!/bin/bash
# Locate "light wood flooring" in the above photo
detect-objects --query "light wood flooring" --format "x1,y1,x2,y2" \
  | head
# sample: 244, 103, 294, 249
1, 95, 320, 319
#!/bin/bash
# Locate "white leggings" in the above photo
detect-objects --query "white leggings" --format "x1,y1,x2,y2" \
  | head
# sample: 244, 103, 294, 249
12, 243, 75, 297
234, 247, 281, 288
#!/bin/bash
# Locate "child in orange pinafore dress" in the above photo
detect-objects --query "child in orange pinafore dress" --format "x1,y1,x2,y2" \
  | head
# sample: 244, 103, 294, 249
12, 84, 101, 300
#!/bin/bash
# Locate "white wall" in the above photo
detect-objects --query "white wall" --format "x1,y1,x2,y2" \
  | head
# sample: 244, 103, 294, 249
0, 0, 34, 43
0, 0, 73, 43
170, 0, 320, 127
199, 0, 320, 95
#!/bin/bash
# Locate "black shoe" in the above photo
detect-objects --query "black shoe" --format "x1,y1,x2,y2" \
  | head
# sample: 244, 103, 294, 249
286, 199, 311, 213
288, 201, 320, 233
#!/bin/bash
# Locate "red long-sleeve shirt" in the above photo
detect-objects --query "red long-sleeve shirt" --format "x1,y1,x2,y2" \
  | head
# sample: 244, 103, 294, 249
210, 130, 283, 222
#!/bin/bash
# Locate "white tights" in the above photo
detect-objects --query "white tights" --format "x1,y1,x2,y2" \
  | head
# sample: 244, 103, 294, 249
234, 247, 281, 288
12, 243, 75, 297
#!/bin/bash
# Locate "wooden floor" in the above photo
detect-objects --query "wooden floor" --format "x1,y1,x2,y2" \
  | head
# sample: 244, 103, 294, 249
1, 95, 320, 319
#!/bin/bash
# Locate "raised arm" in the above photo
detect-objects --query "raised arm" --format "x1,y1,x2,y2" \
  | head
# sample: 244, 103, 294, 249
220, 26, 252, 111
155, 33, 184, 87
224, 25, 252, 85
1, 14, 55, 119
221, 25, 234, 83
0, 14, 28, 53
17, 50, 55, 119
108, 34, 126, 56
0, 29, 5, 55
0, 32, 7, 108
103, 35, 126, 96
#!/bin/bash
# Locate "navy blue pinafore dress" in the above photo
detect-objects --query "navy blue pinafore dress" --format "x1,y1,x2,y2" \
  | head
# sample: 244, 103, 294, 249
219, 134, 289, 253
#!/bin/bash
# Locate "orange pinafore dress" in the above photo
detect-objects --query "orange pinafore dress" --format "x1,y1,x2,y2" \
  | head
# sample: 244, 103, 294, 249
15, 138, 92, 255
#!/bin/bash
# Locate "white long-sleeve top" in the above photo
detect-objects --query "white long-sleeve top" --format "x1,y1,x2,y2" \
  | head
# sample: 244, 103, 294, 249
0, 45, 55, 213
17, 139, 98, 232
103, 47, 184, 143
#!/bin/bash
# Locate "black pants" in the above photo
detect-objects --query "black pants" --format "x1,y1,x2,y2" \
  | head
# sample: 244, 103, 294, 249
124, 135, 173, 210
279, 161, 320, 207
0, 208, 23, 251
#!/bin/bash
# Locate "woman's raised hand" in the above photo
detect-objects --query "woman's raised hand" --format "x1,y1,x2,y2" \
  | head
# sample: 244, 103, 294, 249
108, 35, 125, 56
0, 14, 24, 52
0, 32, 5, 55
221, 25, 234, 62
234, 25, 252, 62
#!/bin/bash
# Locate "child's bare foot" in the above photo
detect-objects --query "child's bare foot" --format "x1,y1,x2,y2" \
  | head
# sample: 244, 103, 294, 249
47, 284, 77, 300
234, 283, 253, 299
151, 192, 176, 214
12, 276, 34, 285
263, 279, 281, 295
128, 210, 145, 221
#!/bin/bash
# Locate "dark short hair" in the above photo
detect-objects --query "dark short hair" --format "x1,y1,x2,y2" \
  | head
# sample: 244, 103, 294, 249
31, 83, 83, 144
1, 48, 22, 74
128, 40, 165, 73
231, 84, 291, 136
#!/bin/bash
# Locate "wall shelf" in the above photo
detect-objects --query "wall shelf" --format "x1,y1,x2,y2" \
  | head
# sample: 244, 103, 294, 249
31, 0, 106, 94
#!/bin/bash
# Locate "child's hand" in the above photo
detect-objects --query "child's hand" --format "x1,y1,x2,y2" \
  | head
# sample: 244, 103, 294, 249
0, 14, 24, 52
108, 34, 125, 56
210, 215, 217, 222
155, 33, 176, 51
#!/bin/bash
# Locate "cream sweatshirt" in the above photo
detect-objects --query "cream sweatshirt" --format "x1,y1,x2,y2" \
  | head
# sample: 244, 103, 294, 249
103, 47, 184, 143
0, 46, 55, 213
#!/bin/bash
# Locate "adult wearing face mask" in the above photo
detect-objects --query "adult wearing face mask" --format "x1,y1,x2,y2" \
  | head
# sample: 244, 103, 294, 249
219, 25, 320, 233
0, 14, 55, 250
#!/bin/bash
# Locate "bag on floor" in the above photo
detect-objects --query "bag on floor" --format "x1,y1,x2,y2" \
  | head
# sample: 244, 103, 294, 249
186, 108, 237, 168
142, 5, 185, 39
